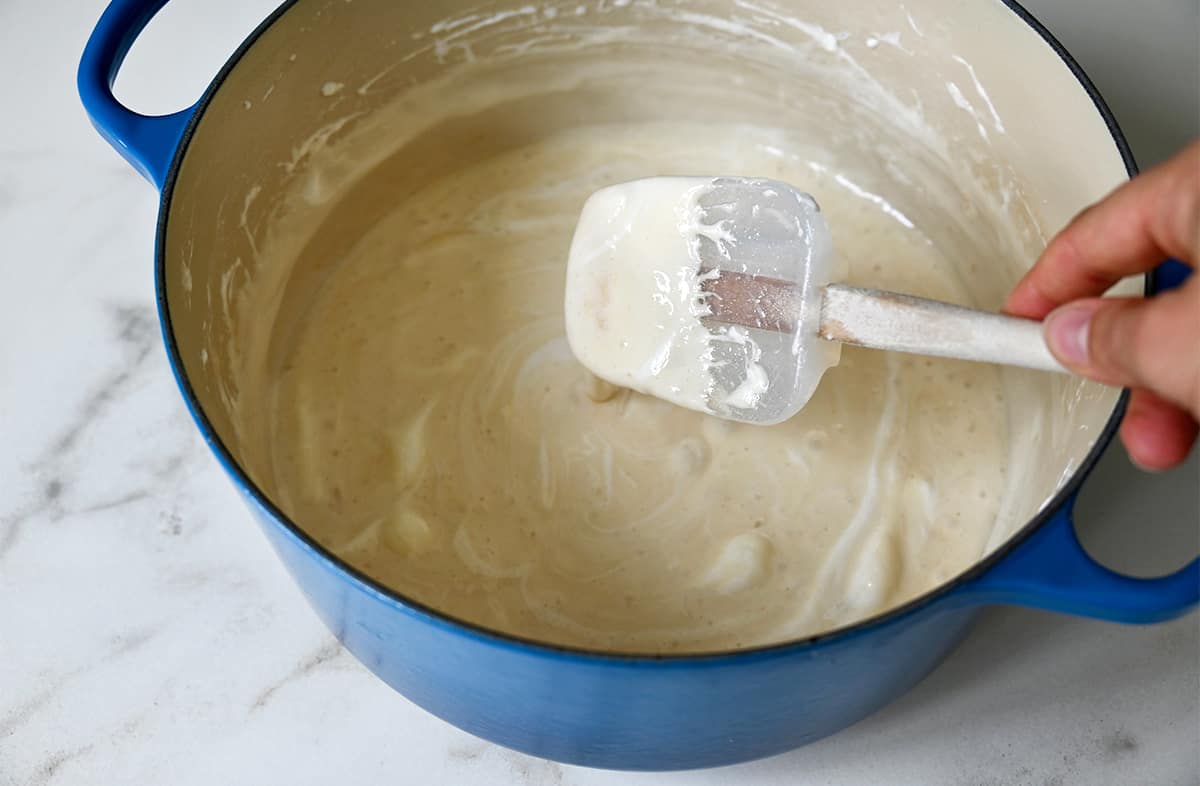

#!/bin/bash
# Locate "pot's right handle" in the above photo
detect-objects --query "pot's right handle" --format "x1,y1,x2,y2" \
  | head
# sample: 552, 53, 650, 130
958, 259, 1197, 623
78, 0, 195, 190
959, 497, 1198, 623
1152, 257, 1191, 292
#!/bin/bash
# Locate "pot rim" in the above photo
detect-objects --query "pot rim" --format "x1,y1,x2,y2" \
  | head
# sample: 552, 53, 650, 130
155, 0, 1140, 663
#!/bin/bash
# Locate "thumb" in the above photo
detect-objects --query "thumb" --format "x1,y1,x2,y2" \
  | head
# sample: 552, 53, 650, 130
1042, 284, 1200, 418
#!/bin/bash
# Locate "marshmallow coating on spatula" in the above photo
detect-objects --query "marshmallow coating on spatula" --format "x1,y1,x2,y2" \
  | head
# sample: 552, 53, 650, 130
564, 176, 844, 425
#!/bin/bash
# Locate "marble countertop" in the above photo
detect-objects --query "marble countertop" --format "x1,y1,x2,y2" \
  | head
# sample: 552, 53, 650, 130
2, 1, 1196, 784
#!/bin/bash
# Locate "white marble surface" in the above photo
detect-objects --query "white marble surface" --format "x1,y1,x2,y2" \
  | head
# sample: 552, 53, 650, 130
2, 1, 1197, 784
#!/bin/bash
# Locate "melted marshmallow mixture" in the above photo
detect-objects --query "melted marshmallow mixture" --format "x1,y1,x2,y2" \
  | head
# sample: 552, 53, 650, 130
259, 118, 1009, 653
565, 178, 731, 416
206, 1, 1069, 654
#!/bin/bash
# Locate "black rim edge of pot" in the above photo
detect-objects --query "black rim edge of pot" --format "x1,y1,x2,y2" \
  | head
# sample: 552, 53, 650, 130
155, 0, 1139, 664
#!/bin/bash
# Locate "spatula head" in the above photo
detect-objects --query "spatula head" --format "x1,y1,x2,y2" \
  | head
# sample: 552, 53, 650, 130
565, 176, 843, 425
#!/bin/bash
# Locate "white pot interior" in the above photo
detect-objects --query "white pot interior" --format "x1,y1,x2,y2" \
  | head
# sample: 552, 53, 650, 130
164, 0, 1134, 652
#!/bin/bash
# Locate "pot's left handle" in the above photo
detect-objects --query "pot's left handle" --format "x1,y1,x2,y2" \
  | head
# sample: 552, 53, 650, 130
78, 0, 195, 190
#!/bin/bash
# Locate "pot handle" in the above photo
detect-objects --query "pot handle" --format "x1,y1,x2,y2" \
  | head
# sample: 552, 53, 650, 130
959, 496, 1198, 623
958, 258, 1197, 623
78, 0, 194, 190
1152, 257, 1191, 292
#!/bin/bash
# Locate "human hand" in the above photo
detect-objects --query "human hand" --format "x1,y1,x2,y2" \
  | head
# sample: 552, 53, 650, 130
1006, 140, 1199, 471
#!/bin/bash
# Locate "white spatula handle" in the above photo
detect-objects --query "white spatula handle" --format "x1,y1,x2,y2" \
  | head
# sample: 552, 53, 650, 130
818, 283, 1066, 373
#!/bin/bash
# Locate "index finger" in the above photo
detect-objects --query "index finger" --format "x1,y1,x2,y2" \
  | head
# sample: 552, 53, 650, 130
1006, 140, 1199, 320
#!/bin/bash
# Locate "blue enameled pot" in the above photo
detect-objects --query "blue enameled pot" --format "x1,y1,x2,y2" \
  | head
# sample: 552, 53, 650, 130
79, 0, 1197, 770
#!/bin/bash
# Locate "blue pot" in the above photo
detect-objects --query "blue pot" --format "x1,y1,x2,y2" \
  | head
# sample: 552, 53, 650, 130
79, 0, 1198, 770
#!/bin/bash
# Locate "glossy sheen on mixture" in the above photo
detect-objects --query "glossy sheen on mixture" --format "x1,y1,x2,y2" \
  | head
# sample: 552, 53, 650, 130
262, 121, 1010, 653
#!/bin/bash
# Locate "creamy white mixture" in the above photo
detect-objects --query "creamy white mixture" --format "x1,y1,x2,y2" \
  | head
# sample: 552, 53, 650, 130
252, 121, 1009, 653
197, 1, 1106, 654
566, 178, 724, 416
564, 176, 841, 424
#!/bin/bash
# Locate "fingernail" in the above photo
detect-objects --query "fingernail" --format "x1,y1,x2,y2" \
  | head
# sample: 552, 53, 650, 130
1044, 304, 1093, 366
